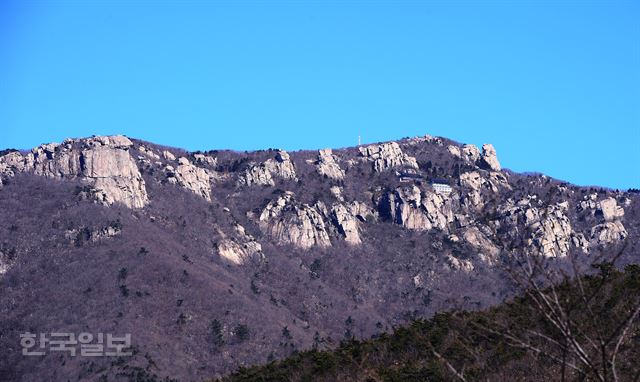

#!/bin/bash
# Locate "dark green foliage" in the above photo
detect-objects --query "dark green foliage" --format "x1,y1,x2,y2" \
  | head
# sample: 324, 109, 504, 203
234, 324, 250, 343
209, 319, 225, 347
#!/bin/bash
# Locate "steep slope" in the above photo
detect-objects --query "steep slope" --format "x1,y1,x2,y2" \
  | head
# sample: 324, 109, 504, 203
219, 265, 640, 382
0, 134, 637, 381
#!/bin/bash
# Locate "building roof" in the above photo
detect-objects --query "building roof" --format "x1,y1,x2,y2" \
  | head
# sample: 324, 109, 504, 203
399, 172, 423, 179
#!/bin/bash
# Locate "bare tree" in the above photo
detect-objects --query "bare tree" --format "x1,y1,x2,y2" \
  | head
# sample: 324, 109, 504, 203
476, 243, 640, 381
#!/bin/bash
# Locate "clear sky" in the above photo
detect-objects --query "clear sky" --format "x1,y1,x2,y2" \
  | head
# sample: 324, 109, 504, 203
0, 1, 638, 189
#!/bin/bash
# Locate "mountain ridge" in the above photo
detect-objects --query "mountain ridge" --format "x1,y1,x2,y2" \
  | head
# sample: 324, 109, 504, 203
0, 133, 637, 381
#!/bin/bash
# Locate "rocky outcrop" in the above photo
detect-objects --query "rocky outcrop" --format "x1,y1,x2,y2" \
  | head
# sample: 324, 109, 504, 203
461, 144, 481, 163
0, 136, 149, 208
498, 199, 582, 257
590, 221, 627, 246
240, 150, 297, 186
447, 145, 461, 158
358, 142, 418, 172
193, 153, 217, 167
81, 142, 149, 208
65, 222, 122, 245
381, 185, 454, 231
462, 226, 500, 261
598, 197, 625, 222
446, 254, 475, 272
217, 224, 263, 265
139, 145, 160, 160
577, 195, 627, 247
316, 149, 345, 180
166, 158, 212, 201
328, 201, 375, 245
479, 144, 501, 171
162, 150, 176, 161
259, 192, 331, 249
330, 204, 361, 244
459, 171, 509, 211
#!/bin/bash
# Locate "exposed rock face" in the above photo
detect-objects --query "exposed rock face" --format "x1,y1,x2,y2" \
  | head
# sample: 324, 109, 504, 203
82, 144, 149, 208
598, 197, 625, 222
217, 224, 263, 265
447, 145, 461, 158
498, 199, 577, 257
590, 221, 628, 246
459, 171, 509, 211
316, 149, 345, 180
358, 142, 418, 172
0, 135, 149, 208
139, 145, 160, 160
461, 144, 481, 163
576, 195, 627, 246
162, 150, 176, 161
193, 153, 217, 167
381, 185, 454, 231
259, 192, 331, 248
480, 144, 501, 171
240, 150, 297, 186
328, 201, 375, 245
446, 254, 475, 272
331, 204, 361, 244
167, 158, 212, 201
65, 223, 122, 245
462, 226, 500, 260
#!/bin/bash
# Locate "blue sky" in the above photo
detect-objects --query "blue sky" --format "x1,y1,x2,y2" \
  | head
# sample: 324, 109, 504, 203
0, 1, 638, 189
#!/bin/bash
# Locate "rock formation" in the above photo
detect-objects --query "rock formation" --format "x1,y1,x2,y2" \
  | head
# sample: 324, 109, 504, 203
316, 149, 345, 180
193, 153, 218, 167
479, 144, 501, 171
590, 221, 628, 246
381, 185, 454, 231
240, 150, 297, 186
358, 142, 418, 172
166, 157, 212, 201
598, 197, 625, 222
259, 192, 331, 248
461, 144, 481, 163
498, 199, 579, 257
0, 135, 148, 208
217, 224, 263, 265
458, 171, 509, 211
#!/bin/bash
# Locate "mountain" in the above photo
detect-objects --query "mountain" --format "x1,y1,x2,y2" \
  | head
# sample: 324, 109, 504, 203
0, 134, 637, 381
